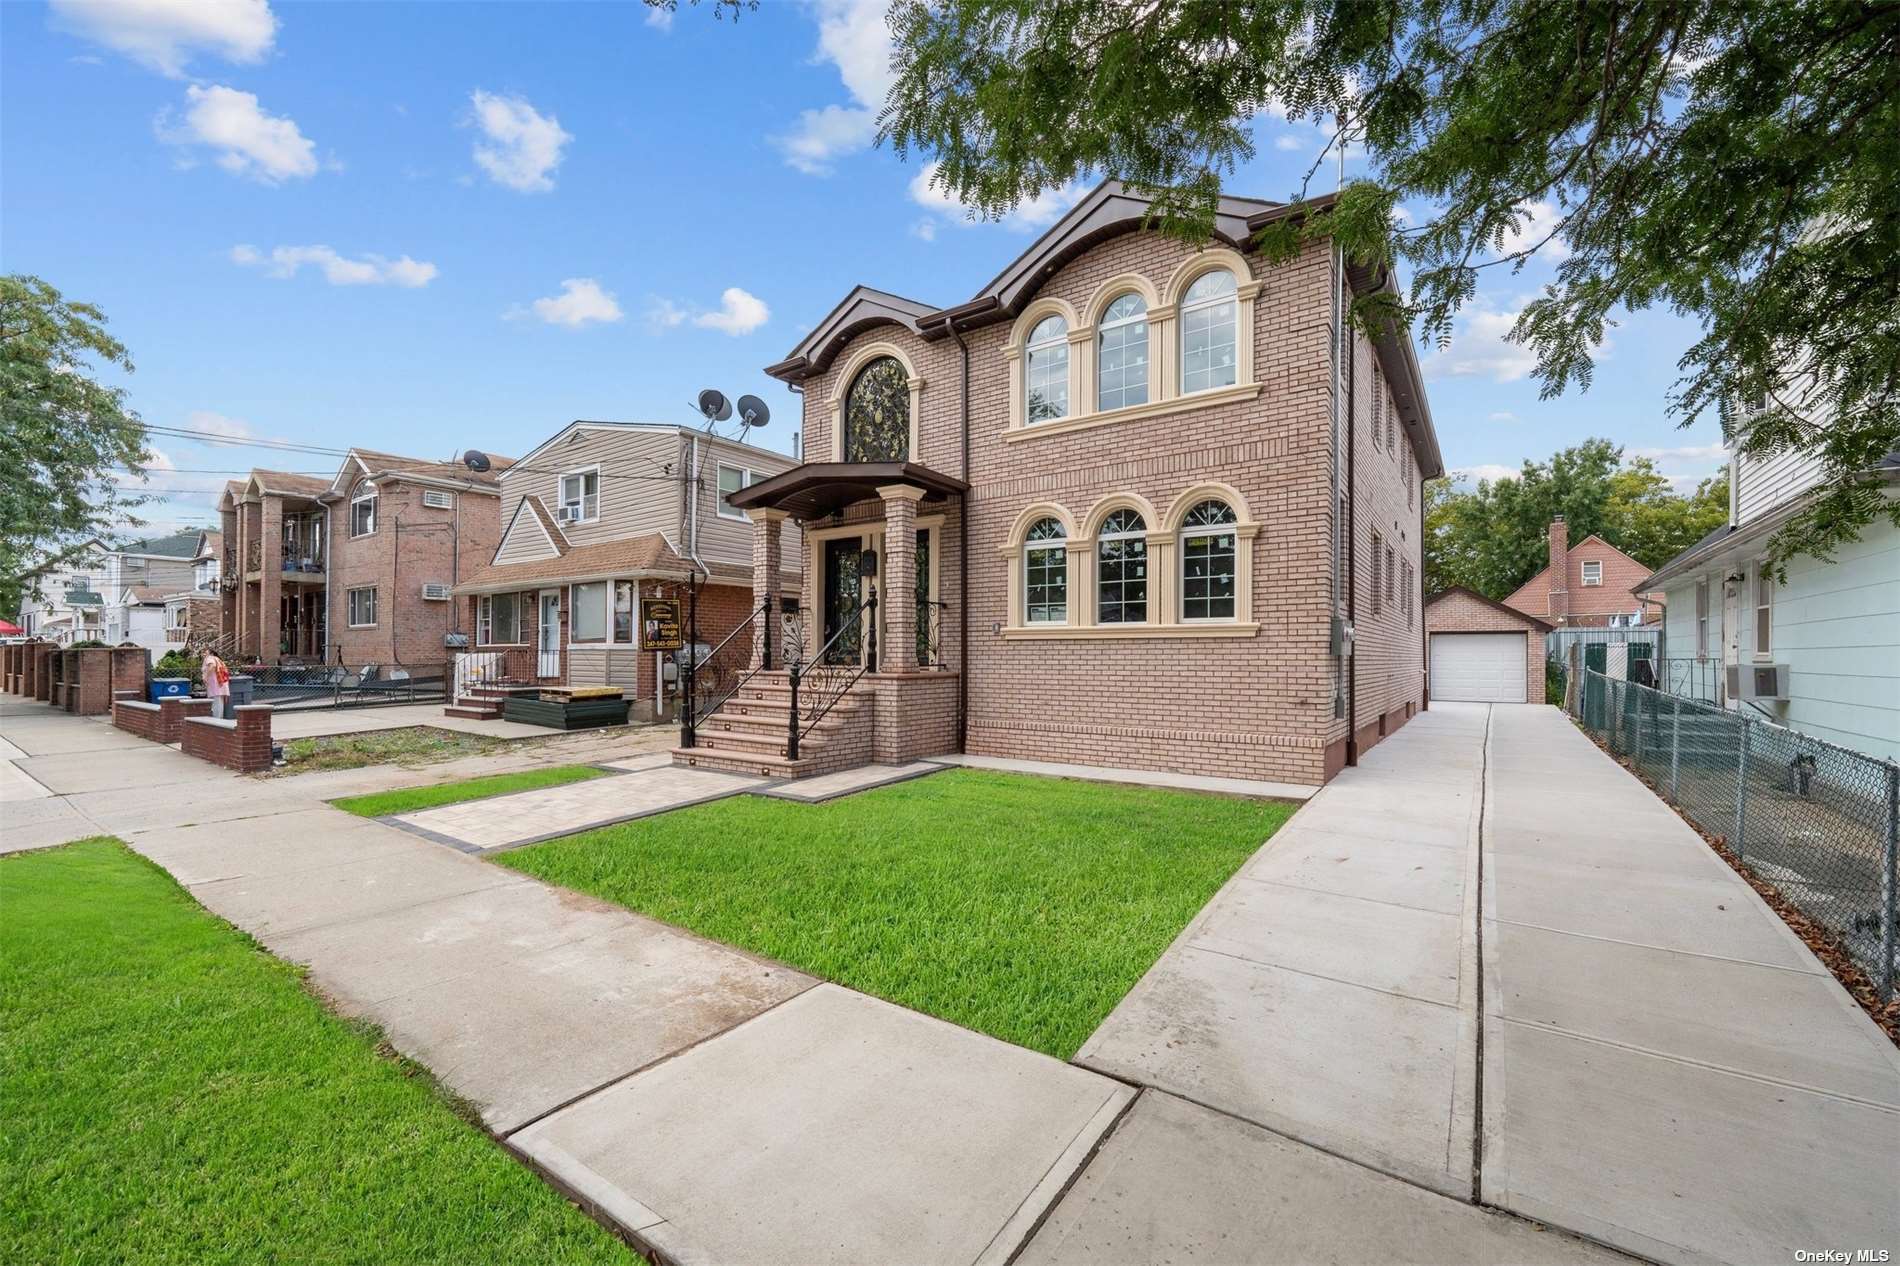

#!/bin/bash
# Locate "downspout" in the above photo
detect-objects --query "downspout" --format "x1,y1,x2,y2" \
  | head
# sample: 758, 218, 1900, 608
1418, 465, 1428, 710
948, 316, 972, 754
1345, 312, 1360, 766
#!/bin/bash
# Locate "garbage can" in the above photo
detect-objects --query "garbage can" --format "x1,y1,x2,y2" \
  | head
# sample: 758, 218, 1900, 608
227, 674, 256, 706
150, 677, 191, 702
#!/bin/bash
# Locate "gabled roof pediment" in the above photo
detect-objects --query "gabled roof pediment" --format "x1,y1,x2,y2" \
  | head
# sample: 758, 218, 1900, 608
765, 286, 940, 382
492, 494, 568, 567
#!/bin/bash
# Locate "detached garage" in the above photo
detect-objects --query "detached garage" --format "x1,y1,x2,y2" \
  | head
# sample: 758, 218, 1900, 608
1424, 587, 1552, 705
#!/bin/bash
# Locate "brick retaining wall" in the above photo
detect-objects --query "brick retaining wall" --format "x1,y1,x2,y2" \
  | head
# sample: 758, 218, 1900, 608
113, 695, 212, 745
180, 703, 273, 773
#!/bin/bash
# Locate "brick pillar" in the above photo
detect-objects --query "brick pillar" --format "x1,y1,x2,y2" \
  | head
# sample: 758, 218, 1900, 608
234, 704, 273, 773
1547, 515, 1569, 625
258, 497, 283, 664
747, 509, 786, 668
878, 485, 923, 672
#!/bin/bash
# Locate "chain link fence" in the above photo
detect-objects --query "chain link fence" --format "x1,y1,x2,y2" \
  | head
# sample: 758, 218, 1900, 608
1568, 668, 1899, 999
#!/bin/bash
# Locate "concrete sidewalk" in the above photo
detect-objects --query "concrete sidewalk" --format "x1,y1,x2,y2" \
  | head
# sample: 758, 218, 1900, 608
1481, 703, 1900, 1265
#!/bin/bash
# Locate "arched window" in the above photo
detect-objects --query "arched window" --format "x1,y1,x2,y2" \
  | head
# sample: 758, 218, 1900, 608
1179, 270, 1238, 395
1180, 499, 1239, 620
349, 480, 377, 537
1023, 516, 1068, 623
1097, 293, 1149, 411
1096, 507, 1149, 623
843, 356, 910, 462
1024, 316, 1070, 423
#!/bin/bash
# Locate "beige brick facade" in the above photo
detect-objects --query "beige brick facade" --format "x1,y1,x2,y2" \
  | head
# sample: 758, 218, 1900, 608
769, 190, 1438, 787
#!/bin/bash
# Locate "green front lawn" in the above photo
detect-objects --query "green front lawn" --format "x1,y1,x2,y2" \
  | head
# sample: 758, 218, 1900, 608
500, 769, 1292, 1059
332, 763, 610, 817
0, 839, 634, 1266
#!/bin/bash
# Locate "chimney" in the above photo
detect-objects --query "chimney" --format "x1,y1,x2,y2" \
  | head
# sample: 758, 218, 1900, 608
1547, 516, 1569, 624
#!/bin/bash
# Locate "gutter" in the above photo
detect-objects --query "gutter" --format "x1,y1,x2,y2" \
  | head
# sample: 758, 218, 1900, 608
1345, 308, 1360, 765
452, 566, 695, 598
947, 311, 974, 753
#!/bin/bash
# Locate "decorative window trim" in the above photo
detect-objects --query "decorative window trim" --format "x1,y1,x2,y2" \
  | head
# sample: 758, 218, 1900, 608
349, 487, 377, 538
827, 341, 923, 463
1005, 298, 1084, 432
1001, 382, 1261, 443
1094, 504, 1153, 626
1023, 312, 1073, 425
1753, 562, 1774, 658
558, 466, 601, 526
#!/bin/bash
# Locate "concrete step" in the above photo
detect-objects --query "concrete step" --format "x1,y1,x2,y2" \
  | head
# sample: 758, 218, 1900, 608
670, 746, 823, 779
694, 731, 793, 759
443, 704, 502, 721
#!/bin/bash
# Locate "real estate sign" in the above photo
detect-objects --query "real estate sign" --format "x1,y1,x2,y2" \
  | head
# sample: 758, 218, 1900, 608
641, 598, 683, 651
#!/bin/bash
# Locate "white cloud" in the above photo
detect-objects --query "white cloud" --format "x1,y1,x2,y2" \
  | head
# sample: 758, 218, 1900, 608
1422, 300, 1540, 383
1273, 135, 1306, 152
50, 0, 275, 77
1496, 199, 1572, 262
774, 0, 891, 174
692, 288, 770, 336
908, 160, 1087, 234
645, 5, 673, 31
1629, 443, 1729, 464
1453, 463, 1520, 485
525, 278, 623, 327
645, 288, 771, 336
469, 90, 571, 193
910, 218, 937, 242
160, 84, 316, 183
182, 409, 261, 441
232, 244, 437, 287
1488, 410, 1517, 422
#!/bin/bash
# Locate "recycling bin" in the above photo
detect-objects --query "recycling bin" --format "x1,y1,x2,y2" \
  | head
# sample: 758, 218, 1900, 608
149, 677, 191, 702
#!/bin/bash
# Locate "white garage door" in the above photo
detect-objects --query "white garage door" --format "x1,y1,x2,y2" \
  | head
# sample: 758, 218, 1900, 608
1430, 632, 1527, 703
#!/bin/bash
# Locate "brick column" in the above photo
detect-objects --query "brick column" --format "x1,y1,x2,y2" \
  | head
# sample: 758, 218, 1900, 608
234, 704, 274, 772
878, 485, 924, 672
747, 509, 787, 668
258, 497, 283, 664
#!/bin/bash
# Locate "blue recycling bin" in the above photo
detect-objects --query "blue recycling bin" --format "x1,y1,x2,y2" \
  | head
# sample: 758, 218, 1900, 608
150, 677, 190, 702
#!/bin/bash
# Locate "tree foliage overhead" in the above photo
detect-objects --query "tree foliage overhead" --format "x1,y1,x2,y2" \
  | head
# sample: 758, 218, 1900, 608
0, 275, 151, 613
883, 0, 1900, 571
1423, 437, 1729, 600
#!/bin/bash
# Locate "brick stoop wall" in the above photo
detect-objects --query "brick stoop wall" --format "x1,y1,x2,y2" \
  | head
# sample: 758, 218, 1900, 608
113, 695, 212, 745
181, 703, 273, 773
29, 643, 56, 702
61, 648, 113, 715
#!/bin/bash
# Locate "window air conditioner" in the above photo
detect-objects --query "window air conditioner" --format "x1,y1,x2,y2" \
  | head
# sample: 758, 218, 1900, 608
420, 582, 452, 602
1726, 663, 1789, 701
558, 506, 580, 523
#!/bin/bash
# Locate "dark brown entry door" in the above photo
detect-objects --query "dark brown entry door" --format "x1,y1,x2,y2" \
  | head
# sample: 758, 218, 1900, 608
822, 537, 863, 665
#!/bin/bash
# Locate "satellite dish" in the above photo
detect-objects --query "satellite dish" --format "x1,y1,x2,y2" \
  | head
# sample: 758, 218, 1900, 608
696, 389, 732, 422
736, 395, 771, 429
461, 450, 491, 473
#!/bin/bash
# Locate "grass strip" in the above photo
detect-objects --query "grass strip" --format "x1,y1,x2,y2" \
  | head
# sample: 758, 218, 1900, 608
0, 838, 635, 1265
331, 763, 611, 817
501, 768, 1292, 1059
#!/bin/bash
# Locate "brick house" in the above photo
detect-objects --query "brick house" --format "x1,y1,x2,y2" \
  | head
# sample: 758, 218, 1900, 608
1424, 586, 1552, 704
218, 450, 508, 669
694, 181, 1442, 786
451, 422, 802, 722
1502, 516, 1664, 628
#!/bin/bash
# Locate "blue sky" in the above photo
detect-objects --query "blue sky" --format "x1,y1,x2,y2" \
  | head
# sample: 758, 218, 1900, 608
2, 0, 1729, 536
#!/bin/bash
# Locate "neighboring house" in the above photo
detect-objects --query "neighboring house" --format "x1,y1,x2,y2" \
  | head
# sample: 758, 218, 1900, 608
218, 450, 509, 668
98, 531, 201, 656
452, 422, 802, 720
1424, 587, 1552, 704
16, 549, 106, 643
1642, 409, 1899, 762
709, 180, 1441, 786
1503, 516, 1664, 628
160, 530, 225, 652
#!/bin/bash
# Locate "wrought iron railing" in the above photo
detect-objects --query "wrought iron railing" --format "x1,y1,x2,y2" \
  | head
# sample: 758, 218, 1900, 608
1657, 656, 1726, 706
681, 596, 773, 748
918, 599, 949, 669
786, 593, 877, 759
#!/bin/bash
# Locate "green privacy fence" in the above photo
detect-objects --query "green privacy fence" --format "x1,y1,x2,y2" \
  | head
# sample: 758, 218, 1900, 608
1570, 669, 1898, 1001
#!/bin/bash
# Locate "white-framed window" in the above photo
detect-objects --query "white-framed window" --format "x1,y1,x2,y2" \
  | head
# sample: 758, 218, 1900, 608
479, 593, 521, 645
1096, 508, 1149, 624
1181, 499, 1239, 621
559, 468, 600, 524
569, 581, 607, 644
350, 484, 376, 537
1096, 293, 1149, 412
1179, 270, 1238, 395
346, 587, 377, 627
422, 489, 454, 510
1025, 315, 1070, 423
1696, 578, 1710, 656
1023, 517, 1068, 623
1371, 363, 1385, 451
717, 464, 757, 520
1754, 564, 1773, 655
1581, 560, 1603, 587
613, 579, 636, 645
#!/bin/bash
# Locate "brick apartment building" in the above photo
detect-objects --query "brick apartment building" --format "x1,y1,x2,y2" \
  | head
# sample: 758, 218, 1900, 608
1503, 516, 1664, 628
218, 449, 509, 668
696, 181, 1442, 787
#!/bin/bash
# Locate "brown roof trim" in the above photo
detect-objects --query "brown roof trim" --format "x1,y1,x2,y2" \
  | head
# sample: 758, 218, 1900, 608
765, 286, 941, 384
728, 460, 968, 520
1425, 585, 1555, 631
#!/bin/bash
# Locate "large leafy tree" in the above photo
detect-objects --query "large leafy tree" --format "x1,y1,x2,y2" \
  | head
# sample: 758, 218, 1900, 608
882, 0, 1900, 572
1424, 437, 1729, 598
0, 275, 150, 614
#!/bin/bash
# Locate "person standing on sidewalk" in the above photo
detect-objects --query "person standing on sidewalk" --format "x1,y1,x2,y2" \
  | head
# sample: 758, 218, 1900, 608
201, 650, 231, 719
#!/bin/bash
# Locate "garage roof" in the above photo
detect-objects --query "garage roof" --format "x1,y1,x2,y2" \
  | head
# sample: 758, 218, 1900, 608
1424, 586, 1554, 631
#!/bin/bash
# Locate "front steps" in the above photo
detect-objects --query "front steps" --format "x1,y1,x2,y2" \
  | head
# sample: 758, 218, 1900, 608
443, 682, 539, 722
672, 670, 873, 779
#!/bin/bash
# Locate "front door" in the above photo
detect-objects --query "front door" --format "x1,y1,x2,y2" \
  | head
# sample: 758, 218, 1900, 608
537, 590, 561, 678
1721, 571, 1744, 707
821, 538, 864, 665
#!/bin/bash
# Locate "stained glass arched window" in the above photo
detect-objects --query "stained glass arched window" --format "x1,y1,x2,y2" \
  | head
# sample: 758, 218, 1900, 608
843, 356, 911, 462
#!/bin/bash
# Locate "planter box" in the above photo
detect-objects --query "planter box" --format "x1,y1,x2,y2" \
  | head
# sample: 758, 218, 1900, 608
502, 694, 630, 730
